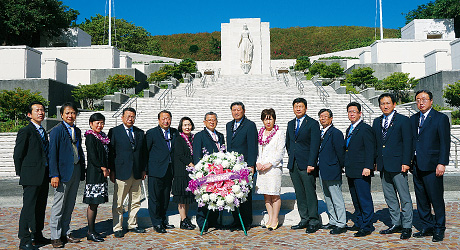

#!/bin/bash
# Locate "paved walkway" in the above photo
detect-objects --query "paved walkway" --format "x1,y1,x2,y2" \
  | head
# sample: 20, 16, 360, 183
2, 201, 460, 249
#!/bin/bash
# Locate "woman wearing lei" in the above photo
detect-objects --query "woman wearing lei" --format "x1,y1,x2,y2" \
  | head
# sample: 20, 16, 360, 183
172, 117, 197, 230
255, 108, 286, 230
83, 113, 110, 242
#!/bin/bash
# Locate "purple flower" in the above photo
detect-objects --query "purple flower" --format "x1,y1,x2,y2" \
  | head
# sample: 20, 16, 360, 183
218, 206, 224, 211
187, 180, 198, 192
198, 202, 205, 207
234, 199, 240, 207
237, 155, 244, 162
186, 166, 195, 172
202, 147, 209, 155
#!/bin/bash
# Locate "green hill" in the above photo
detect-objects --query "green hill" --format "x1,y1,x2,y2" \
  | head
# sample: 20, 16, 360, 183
151, 26, 400, 61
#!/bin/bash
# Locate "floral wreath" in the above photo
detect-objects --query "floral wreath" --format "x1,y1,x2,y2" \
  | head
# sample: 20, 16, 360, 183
186, 151, 252, 212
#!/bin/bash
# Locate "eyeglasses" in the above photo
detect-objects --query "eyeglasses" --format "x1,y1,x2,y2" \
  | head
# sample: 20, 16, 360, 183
416, 98, 430, 103
347, 110, 359, 114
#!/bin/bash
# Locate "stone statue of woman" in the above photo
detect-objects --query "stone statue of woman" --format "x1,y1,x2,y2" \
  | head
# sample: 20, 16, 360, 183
238, 24, 254, 74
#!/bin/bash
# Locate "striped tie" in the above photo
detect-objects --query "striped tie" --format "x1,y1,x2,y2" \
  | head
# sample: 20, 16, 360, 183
382, 116, 389, 140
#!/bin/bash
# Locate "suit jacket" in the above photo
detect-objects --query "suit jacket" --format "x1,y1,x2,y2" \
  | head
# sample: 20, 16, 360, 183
226, 116, 258, 167
49, 122, 85, 182
193, 128, 225, 164
108, 124, 147, 181
410, 109, 450, 171
146, 126, 177, 178
85, 133, 108, 184
372, 112, 412, 172
344, 121, 375, 179
286, 115, 321, 170
13, 122, 49, 186
318, 125, 345, 181
173, 135, 194, 178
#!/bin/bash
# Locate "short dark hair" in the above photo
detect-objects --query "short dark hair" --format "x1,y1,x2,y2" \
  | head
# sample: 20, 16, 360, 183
158, 110, 172, 119
230, 102, 245, 110
122, 107, 136, 116
204, 112, 217, 121
60, 102, 79, 115
415, 90, 433, 100
292, 97, 308, 108
347, 102, 361, 112
89, 113, 105, 124
27, 101, 45, 114
378, 93, 396, 104
318, 108, 333, 118
178, 117, 194, 132
261, 108, 276, 121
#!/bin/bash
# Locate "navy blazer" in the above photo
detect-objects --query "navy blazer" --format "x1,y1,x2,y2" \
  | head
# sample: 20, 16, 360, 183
49, 122, 85, 182
226, 116, 258, 167
286, 115, 321, 170
145, 126, 178, 178
318, 125, 345, 181
108, 124, 147, 181
14, 122, 49, 186
410, 109, 450, 171
372, 112, 412, 172
344, 121, 375, 179
193, 128, 225, 164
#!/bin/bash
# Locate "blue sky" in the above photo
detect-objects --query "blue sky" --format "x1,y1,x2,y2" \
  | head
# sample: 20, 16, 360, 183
62, 0, 430, 36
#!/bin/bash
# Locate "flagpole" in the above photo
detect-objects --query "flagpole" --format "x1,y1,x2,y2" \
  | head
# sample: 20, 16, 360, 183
379, 0, 383, 40
109, 0, 112, 46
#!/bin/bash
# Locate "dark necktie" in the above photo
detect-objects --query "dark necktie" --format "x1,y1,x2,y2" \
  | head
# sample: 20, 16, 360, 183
164, 130, 171, 151
295, 119, 300, 136
39, 126, 49, 155
127, 128, 135, 149
382, 116, 389, 140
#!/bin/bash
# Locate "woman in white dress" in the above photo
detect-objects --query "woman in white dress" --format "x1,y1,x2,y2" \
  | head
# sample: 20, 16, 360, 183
256, 108, 285, 230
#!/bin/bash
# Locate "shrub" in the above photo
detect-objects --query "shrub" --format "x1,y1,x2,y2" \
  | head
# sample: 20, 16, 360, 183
0, 88, 49, 122
345, 67, 378, 89
147, 58, 197, 84
321, 63, 344, 79
189, 44, 199, 53
209, 37, 221, 55
381, 72, 418, 103
309, 63, 327, 76
0, 119, 28, 132
294, 56, 311, 71
106, 74, 139, 94
71, 82, 108, 110
443, 80, 460, 108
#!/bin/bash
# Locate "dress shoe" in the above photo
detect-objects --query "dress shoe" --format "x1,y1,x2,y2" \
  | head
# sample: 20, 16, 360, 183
291, 222, 308, 230
321, 223, 336, 230
128, 227, 146, 233
305, 224, 320, 234
354, 229, 372, 237
180, 219, 195, 230
154, 225, 167, 233
400, 228, 412, 239
347, 224, 360, 231
87, 233, 104, 242
114, 230, 124, 238
184, 217, 197, 229
51, 239, 64, 248
19, 243, 37, 250
163, 224, 175, 229
33, 233, 51, 245
379, 225, 403, 234
330, 226, 347, 235
65, 233, 81, 243
268, 221, 279, 231
413, 228, 434, 238
432, 230, 445, 242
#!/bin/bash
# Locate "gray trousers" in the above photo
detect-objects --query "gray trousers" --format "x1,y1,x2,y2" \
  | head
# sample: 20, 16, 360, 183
50, 164, 81, 240
289, 162, 319, 226
320, 177, 347, 228
381, 169, 413, 229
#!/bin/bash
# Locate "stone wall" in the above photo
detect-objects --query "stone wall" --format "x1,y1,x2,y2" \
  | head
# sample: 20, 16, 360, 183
416, 70, 460, 107
344, 63, 402, 80
90, 68, 148, 94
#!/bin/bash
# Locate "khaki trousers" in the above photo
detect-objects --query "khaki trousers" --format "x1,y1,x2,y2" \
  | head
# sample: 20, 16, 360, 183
112, 175, 142, 232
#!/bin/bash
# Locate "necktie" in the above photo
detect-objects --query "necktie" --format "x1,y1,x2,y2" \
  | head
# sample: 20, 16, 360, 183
39, 126, 49, 155
346, 124, 353, 147
233, 122, 238, 135
127, 128, 135, 148
70, 126, 79, 164
320, 129, 325, 140
164, 130, 171, 150
382, 116, 389, 140
419, 113, 425, 128
211, 132, 220, 149
295, 119, 300, 136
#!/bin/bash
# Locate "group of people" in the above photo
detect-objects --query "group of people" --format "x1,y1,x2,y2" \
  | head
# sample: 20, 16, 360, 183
14, 89, 450, 249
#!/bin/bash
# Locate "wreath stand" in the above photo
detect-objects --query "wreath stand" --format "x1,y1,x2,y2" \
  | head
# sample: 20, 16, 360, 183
200, 207, 247, 236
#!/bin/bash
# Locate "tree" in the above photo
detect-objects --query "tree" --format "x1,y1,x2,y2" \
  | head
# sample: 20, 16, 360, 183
0, 88, 49, 123
321, 63, 344, 79
189, 45, 199, 53
443, 80, 460, 108
381, 72, 418, 103
71, 82, 108, 110
294, 56, 311, 71
77, 14, 158, 54
209, 36, 221, 55
0, 0, 79, 46
106, 74, 139, 94
345, 67, 378, 89
309, 63, 327, 76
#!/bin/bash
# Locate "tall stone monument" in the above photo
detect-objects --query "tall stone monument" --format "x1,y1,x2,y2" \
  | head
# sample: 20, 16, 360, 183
221, 18, 270, 75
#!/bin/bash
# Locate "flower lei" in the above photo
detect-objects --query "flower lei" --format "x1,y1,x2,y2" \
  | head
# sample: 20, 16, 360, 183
186, 151, 252, 212
258, 124, 279, 146
84, 130, 110, 145
180, 132, 194, 155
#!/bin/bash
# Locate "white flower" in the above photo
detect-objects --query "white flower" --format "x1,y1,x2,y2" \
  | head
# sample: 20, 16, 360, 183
214, 158, 222, 165
216, 152, 225, 159
240, 179, 247, 185
193, 189, 201, 195
221, 160, 230, 168
208, 204, 217, 211
232, 185, 241, 193
202, 193, 209, 202
236, 192, 244, 198
233, 163, 243, 171
216, 199, 225, 207
209, 193, 218, 202
195, 172, 203, 179
225, 194, 235, 204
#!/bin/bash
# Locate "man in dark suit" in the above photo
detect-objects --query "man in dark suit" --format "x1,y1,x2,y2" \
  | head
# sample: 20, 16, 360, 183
344, 102, 375, 237
226, 102, 258, 230
286, 97, 321, 234
14, 101, 50, 250
108, 107, 147, 238
193, 111, 225, 232
372, 93, 413, 240
410, 90, 450, 242
49, 102, 85, 248
317, 108, 346, 235
146, 110, 177, 233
